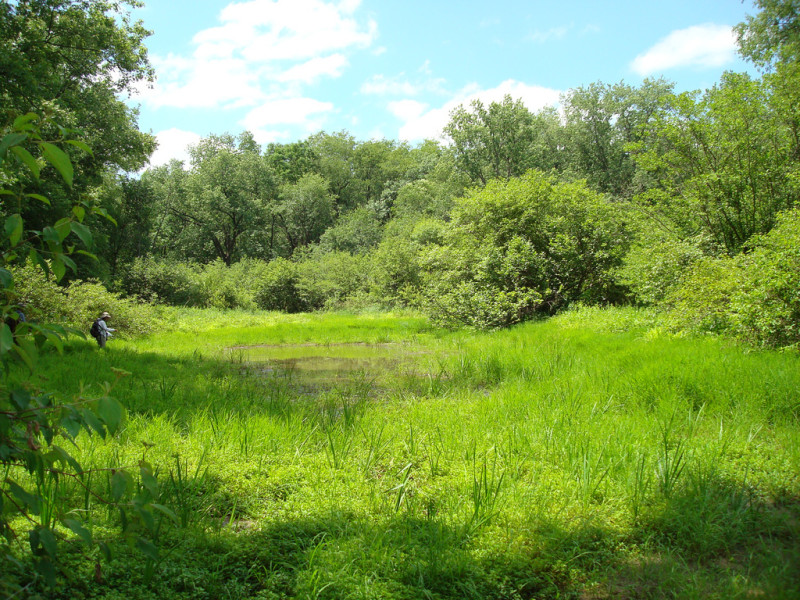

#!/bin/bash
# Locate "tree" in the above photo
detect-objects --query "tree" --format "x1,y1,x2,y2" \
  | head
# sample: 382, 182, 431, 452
561, 79, 674, 197
420, 170, 629, 328
735, 0, 800, 69
630, 72, 799, 254
276, 173, 335, 255
444, 95, 561, 186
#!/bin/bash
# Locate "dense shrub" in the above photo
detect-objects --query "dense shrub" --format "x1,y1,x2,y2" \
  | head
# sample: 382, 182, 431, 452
297, 251, 372, 310
665, 209, 800, 348
12, 262, 155, 336
252, 257, 306, 312
120, 257, 199, 305
419, 170, 629, 328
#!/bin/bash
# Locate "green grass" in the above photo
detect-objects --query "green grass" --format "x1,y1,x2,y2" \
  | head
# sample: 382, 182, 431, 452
6, 306, 800, 599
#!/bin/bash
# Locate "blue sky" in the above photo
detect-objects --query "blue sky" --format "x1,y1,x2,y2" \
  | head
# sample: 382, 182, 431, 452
126, 0, 760, 167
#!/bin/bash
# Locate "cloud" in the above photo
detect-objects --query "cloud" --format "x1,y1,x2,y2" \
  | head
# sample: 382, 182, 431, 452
361, 65, 447, 96
527, 26, 570, 44
631, 23, 737, 75
396, 80, 561, 142
387, 99, 427, 121
147, 128, 202, 167
142, 0, 375, 110
241, 97, 334, 130
276, 54, 349, 83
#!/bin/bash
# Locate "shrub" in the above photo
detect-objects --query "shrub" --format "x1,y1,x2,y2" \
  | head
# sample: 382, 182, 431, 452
120, 257, 199, 305
253, 257, 306, 312
12, 261, 155, 336
419, 170, 629, 328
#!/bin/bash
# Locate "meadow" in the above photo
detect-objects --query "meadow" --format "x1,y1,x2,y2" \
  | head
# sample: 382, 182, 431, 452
8, 306, 800, 599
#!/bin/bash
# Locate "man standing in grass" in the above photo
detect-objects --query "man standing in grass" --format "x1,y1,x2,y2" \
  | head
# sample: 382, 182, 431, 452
91, 312, 116, 348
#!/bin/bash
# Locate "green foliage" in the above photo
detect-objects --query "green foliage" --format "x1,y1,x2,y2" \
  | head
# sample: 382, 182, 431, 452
421, 170, 629, 328
665, 209, 800, 348
0, 115, 166, 594
318, 206, 383, 254
253, 257, 306, 312
12, 261, 154, 336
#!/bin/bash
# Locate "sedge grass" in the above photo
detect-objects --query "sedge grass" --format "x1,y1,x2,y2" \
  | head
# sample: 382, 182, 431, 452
6, 306, 800, 599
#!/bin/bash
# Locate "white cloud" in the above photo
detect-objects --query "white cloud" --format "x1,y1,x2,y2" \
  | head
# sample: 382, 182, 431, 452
361, 66, 447, 97
397, 80, 561, 142
276, 54, 349, 83
142, 0, 375, 111
387, 99, 427, 121
241, 97, 334, 130
631, 23, 737, 75
528, 26, 569, 44
148, 128, 202, 168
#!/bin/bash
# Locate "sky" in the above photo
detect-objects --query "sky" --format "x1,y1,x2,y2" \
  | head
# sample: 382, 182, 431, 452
125, 0, 761, 167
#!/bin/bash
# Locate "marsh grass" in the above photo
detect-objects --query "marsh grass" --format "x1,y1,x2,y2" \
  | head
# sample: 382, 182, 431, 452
8, 307, 800, 599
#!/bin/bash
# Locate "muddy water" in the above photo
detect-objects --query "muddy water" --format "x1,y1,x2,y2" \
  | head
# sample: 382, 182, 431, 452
230, 343, 426, 387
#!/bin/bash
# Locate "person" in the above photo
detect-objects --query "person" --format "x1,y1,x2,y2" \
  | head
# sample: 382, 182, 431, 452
91, 312, 116, 348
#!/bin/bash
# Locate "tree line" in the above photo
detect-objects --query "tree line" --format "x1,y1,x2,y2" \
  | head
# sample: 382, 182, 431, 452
3, 0, 800, 346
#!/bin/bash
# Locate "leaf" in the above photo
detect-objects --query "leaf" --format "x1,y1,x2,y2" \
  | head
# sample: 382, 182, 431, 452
40, 142, 73, 187
135, 537, 160, 562
10, 146, 40, 179
92, 207, 118, 226
12, 342, 36, 371
65, 139, 93, 155
150, 503, 179, 525
51, 254, 66, 282
54, 217, 71, 242
5, 214, 23, 246
63, 519, 92, 545
97, 397, 123, 433
9, 480, 41, 514
38, 527, 58, 558
111, 471, 129, 502
13, 113, 38, 131
72, 205, 86, 221
70, 221, 93, 249
0, 132, 27, 159
0, 268, 13, 289
24, 193, 51, 205
81, 407, 106, 438
0, 323, 14, 356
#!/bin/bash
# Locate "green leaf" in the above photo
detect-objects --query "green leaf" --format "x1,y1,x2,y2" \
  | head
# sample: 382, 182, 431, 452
9, 480, 41, 514
5, 214, 23, 246
70, 221, 93, 249
92, 207, 118, 226
52, 445, 83, 474
81, 407, 106, 438
13, 113, 38, 131
150, 503, 179, 524
111, 471, 130, 502
72, 205, 86, 221
63, 519, 92, 545
12, 342, 36, 371
65, 139, 93, 155
135, 537, 160, 561
97, 397, 123, 433
11, 146, 40, 179
40, 142, 73, 187
0, 267, 13, 289
0, 132, 27, 160
0, 323, 14, 356
51, 255, 66, 282
54, 217, 71, 242
25, 193, 51, 205
38, 527, 58, 558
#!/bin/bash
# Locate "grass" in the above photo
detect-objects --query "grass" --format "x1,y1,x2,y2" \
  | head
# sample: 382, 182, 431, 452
5, 306, 800, 599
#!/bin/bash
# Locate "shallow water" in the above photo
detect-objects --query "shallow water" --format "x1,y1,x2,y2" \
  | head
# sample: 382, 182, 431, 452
230, 343, 425, 387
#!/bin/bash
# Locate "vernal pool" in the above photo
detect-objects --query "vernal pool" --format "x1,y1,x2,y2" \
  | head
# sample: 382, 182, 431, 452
229, 343, 429, 388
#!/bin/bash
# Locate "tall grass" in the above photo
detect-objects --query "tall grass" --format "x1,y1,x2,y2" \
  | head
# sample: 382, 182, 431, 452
8, 306, 800, 599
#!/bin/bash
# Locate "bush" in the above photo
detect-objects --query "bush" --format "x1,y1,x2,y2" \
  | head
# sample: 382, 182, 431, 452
253, 257, 306, 312
12, 261, 156, 336
296, 251, 372, 310
120, 257, 199, 305
419, 170, 629, 328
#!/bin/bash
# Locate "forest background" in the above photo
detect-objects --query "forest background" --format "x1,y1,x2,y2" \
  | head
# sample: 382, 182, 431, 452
2, 0, 800, 597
